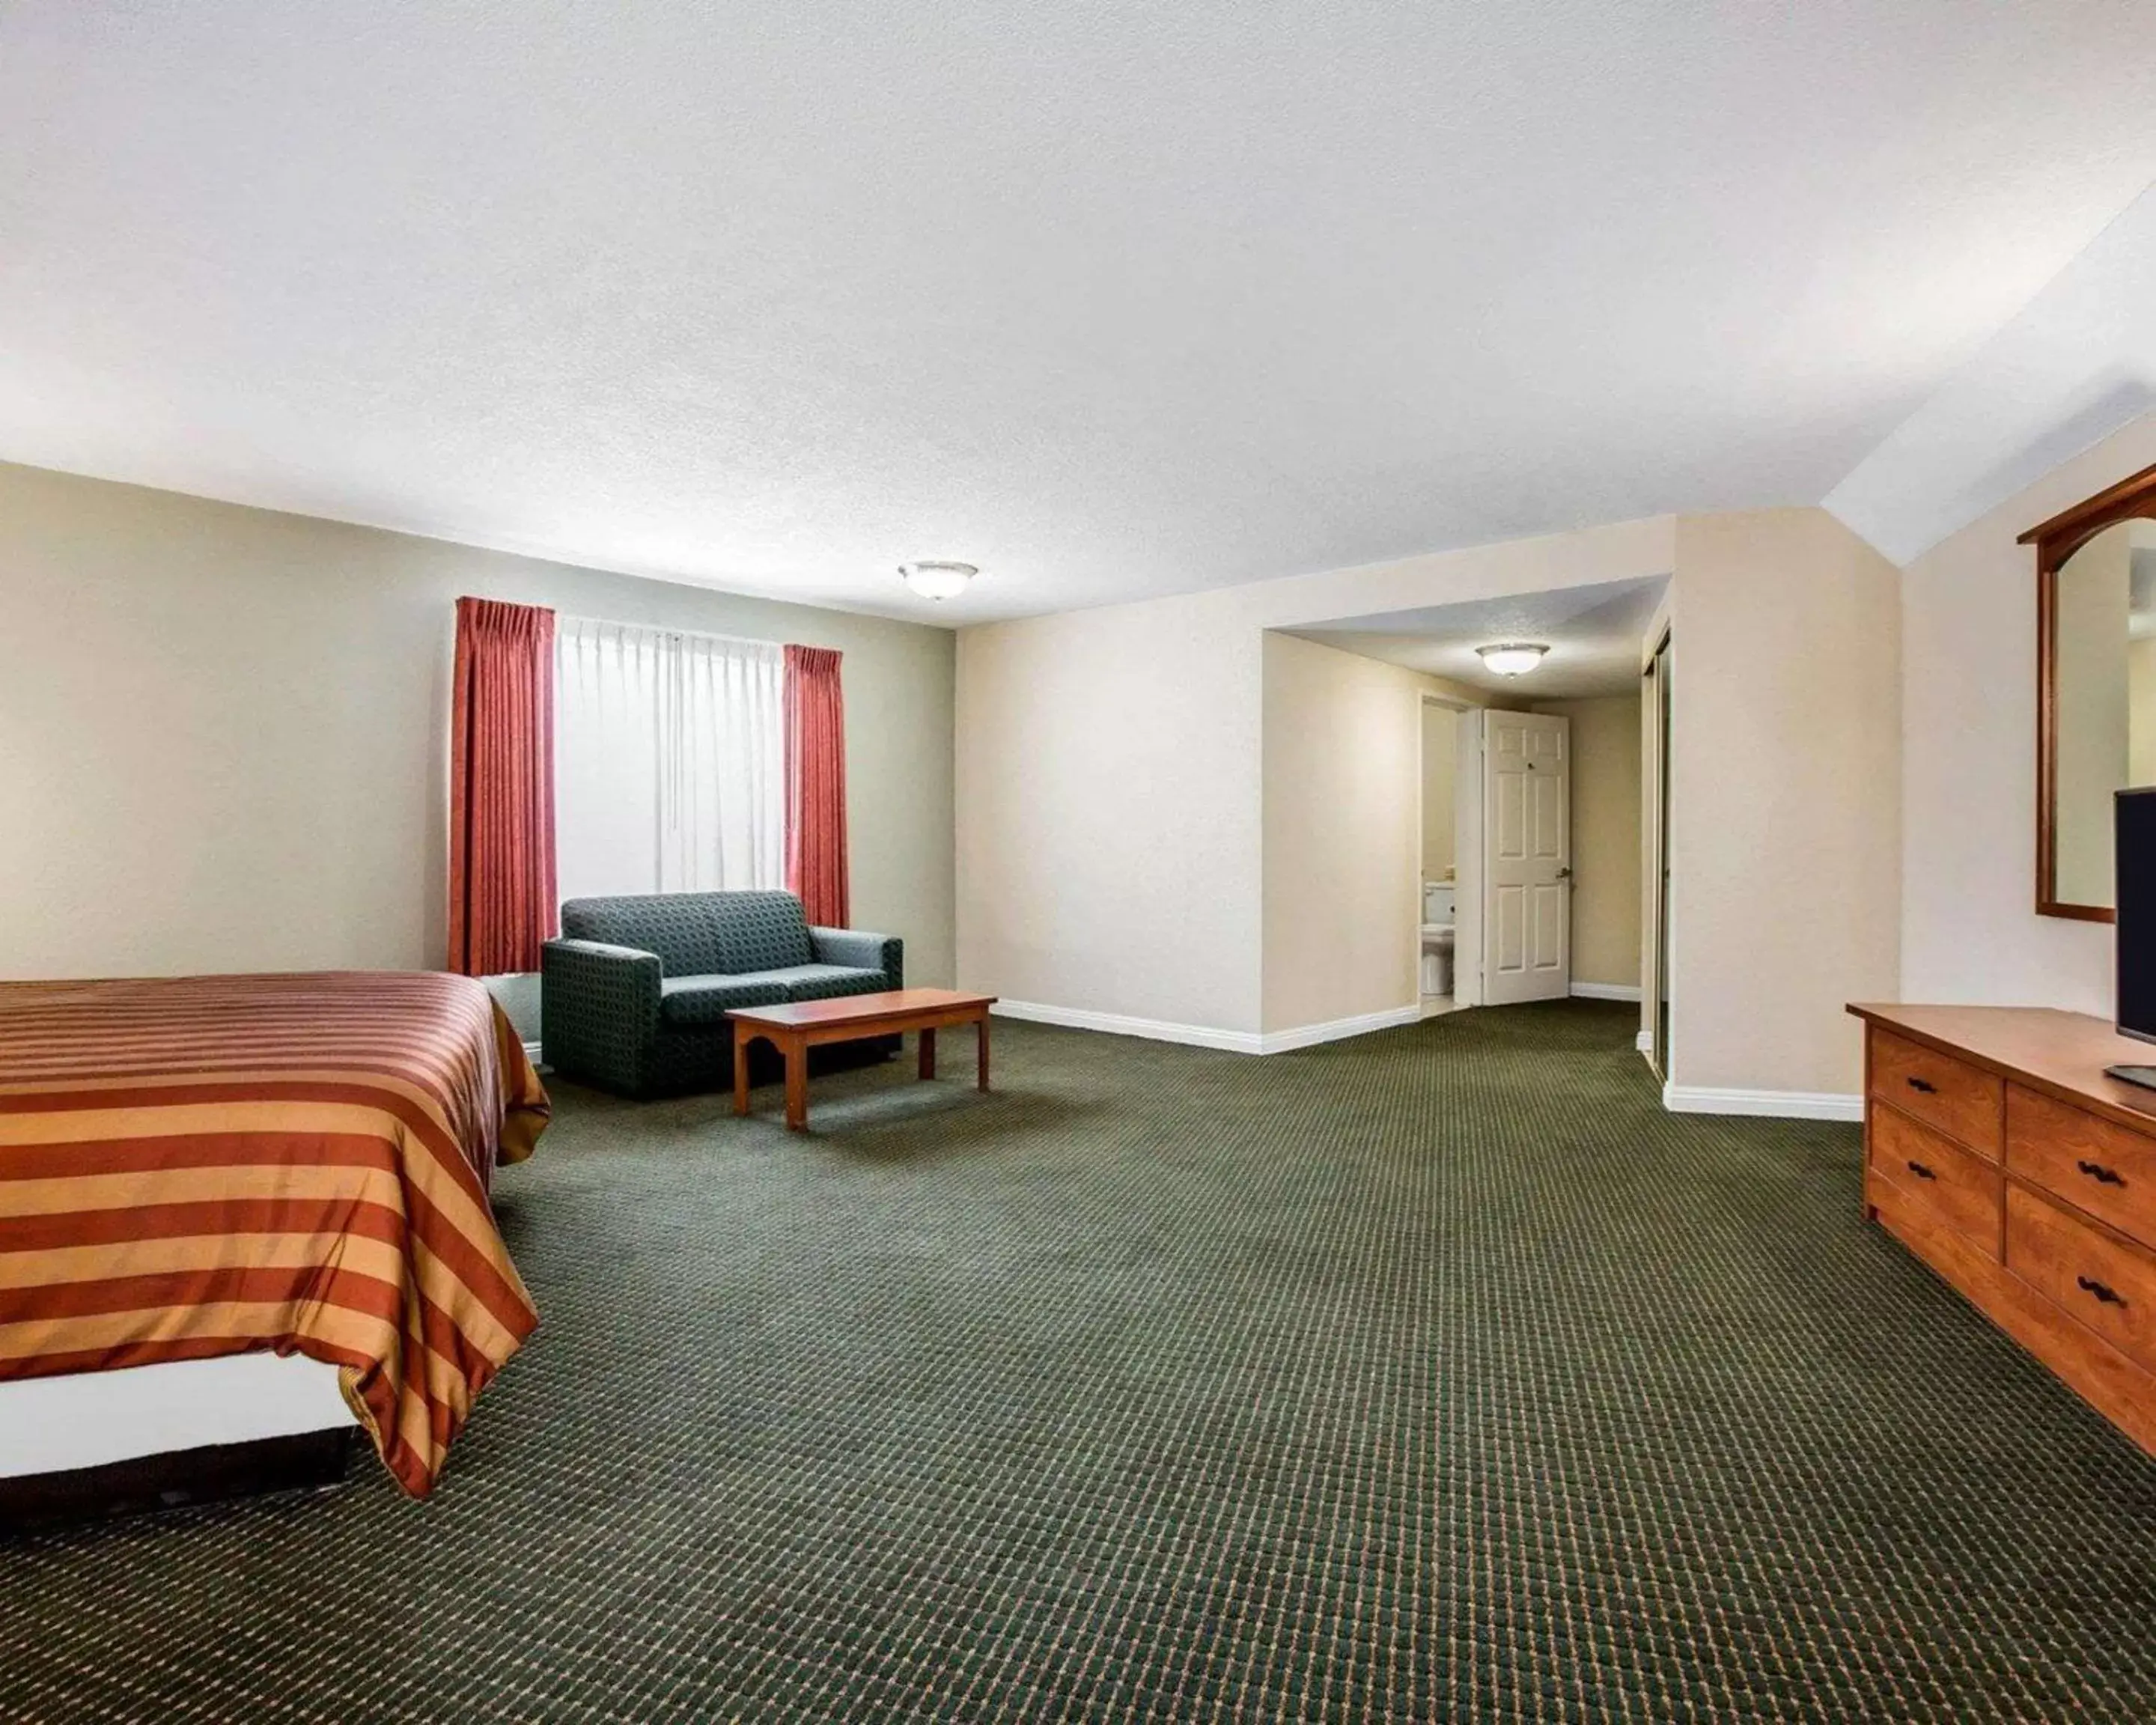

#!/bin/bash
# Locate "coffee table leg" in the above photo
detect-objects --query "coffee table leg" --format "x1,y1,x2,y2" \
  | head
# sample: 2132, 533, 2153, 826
733, 1024, 752, 1117
977, 1010, 990, 1092
784, 1035, 808, 1131
919, 1026, 937, 1081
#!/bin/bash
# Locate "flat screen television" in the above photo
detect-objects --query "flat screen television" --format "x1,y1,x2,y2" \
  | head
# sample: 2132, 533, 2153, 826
2113, 786, 2156, 1086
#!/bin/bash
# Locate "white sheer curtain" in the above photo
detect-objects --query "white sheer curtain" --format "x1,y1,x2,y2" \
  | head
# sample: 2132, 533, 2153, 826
554, 618, 785, 901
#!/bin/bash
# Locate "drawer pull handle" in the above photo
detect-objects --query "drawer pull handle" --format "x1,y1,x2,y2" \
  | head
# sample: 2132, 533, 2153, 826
2077, 1160, 2126, 1187
2077, 1275, 2127, 1308
1904, 1159, 1936, 1181
1907, 1077, 1938, 1095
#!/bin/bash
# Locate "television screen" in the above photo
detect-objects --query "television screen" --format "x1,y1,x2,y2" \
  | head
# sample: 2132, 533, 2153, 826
2118, 788, 2156, 1044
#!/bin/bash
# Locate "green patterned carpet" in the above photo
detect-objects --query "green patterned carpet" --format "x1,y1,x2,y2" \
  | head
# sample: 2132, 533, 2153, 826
6, 1002, 2156, 1722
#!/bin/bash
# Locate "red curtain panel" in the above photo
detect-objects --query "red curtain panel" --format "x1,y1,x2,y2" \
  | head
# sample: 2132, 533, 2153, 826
783, 645, 850, 927
448, 597, 558, 975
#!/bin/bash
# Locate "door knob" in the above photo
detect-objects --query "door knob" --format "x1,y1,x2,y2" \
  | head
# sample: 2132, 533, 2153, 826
1556, 866, 1573, 880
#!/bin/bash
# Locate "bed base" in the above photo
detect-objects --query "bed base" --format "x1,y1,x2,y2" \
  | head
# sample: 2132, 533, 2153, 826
0, 1427, 356, 1535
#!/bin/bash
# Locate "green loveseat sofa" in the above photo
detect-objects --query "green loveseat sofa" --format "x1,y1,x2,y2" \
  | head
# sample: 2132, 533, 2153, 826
540, 890, 902, 1098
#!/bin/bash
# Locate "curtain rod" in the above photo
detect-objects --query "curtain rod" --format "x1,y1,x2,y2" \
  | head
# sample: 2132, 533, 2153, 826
556, 611, 787, 655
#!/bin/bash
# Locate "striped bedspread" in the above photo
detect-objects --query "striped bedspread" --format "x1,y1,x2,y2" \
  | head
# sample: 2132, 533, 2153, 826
0, 971, 549, 1497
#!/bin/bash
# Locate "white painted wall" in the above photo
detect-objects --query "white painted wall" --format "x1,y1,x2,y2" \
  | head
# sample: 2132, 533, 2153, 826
1900, 413, 2156, 1015
1669, 510, 1901, 1099
0, 462, 957, 986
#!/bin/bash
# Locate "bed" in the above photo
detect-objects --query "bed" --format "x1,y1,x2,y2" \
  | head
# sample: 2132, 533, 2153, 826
0, 970, 548, 1500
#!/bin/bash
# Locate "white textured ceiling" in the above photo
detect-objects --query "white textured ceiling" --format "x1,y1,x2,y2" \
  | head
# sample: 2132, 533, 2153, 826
1825, 183, 2156, 566
1, 4, 2152, 621
1289, 575, 1669, 698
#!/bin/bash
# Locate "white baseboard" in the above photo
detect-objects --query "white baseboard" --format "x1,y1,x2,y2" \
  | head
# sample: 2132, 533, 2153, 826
1663, 1083, 1863, 1122
1635, 1029, 1654, 1053
1571, 982, 1642, 1002
993, 1000, 1264, 1054
990, 1000, 1422, 1056
1256, 1004, 1423, 1054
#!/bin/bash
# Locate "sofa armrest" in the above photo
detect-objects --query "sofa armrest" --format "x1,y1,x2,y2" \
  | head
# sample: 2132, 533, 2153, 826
540, 939, 663, 1093
809, 927, 902, 991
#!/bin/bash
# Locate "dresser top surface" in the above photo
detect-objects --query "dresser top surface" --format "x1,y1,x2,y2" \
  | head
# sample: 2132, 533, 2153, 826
1849, 1002, 2156, 1131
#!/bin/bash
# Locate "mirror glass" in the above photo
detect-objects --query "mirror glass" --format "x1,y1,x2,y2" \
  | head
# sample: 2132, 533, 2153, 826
2053, 517, 2156, 908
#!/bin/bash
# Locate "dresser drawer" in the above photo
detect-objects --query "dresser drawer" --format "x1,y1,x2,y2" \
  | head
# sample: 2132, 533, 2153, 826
1869, 1030, 2003, 1159
1869, 1104, 2003, 1256
2006, 1185, 2156, 1375
2008, 1086, 2156, 1246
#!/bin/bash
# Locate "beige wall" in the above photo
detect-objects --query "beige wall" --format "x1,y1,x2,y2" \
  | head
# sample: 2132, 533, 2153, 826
0, 461, 957, 986
959, 502, 1895, 1101
1261, 654, 1535, 1032
956, 515, 1676, 1035
1639, 654, 1666, 1048
1669, 508, 1901, 1097
954, 588, 1264, 1030
1422, 702, 1458, 879
1260, 635, 1425, 1031
1532, 694, 1642, 991
1900, 412, 2156, 1015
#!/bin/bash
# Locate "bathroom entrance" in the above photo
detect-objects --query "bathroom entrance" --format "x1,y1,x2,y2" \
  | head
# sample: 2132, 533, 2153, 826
1419, 696, 1467, 1017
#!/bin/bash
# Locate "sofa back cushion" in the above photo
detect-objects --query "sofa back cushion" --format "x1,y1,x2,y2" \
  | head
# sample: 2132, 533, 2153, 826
559, 891, 812, 978
560, 894, 728, 976
713, 890, 815, 974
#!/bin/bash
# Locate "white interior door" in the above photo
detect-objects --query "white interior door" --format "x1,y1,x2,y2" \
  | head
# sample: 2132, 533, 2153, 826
1482, 711, 1571, 1004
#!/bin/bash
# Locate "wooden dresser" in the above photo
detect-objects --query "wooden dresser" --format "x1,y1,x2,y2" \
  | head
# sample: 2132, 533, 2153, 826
1849, 1003, 2156, 1455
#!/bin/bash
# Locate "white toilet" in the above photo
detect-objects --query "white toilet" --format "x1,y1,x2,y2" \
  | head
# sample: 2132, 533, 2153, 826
1420, 880, 1456, 997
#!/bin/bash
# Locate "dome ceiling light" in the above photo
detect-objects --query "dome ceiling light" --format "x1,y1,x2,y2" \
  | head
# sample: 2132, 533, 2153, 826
898, 560, 978, 601
1476, 642, 1550, 676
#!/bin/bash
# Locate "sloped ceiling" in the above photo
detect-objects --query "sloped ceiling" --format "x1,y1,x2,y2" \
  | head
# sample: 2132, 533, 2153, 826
0, 3, 2152, 619
1824, 182, 2156, 566
1288, 575, 1669, 699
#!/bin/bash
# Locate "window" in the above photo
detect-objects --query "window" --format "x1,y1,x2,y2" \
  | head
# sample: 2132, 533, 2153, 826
554, 618, 783, 901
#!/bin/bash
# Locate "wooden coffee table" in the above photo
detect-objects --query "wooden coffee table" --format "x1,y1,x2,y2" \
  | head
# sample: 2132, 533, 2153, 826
728, 988, 999, 1131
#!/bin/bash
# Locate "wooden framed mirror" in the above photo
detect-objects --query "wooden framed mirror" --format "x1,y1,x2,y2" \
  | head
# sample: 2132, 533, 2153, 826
2026, 460, 2156, 920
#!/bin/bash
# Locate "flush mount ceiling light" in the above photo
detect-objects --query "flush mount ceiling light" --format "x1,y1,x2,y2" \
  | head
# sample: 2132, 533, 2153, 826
1476, 642, 1550, 677
898, 560, 978, 601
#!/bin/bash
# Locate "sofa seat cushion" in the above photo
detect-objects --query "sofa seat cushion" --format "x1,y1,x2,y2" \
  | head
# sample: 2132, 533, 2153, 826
659, 974, 789, 1026
734, 964, 892, 1005
660, 965, 892, 1026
